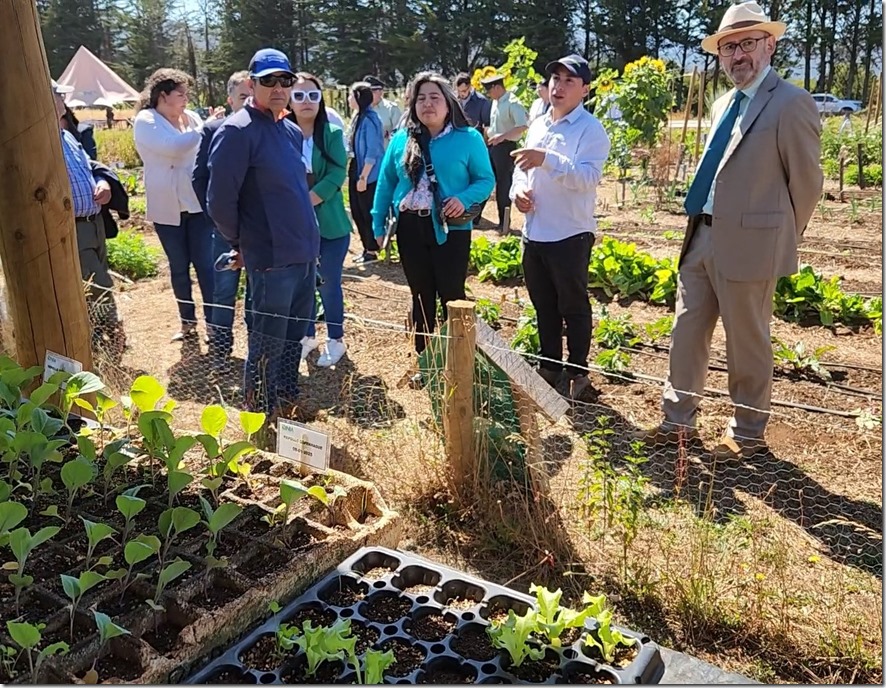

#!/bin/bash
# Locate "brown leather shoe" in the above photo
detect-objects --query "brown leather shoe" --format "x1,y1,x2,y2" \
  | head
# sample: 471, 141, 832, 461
568, 374, 594, 400
631, 423, 699, 447
712, 435, 767, 461
538, 368, 561, 388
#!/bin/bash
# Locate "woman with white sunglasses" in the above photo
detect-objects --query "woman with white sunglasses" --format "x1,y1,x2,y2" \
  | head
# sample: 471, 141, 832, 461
287, 73, 351, 367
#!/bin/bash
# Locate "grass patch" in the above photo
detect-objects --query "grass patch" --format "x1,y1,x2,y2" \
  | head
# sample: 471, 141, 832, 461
107, 230, 160, 280
95, 128, 141, 167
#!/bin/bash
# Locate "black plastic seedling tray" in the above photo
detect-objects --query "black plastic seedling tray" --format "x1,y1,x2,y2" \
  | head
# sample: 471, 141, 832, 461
185, 546, 665, 684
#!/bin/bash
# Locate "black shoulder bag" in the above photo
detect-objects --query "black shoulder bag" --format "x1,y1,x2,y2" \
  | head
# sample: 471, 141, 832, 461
416, 134, 483, 231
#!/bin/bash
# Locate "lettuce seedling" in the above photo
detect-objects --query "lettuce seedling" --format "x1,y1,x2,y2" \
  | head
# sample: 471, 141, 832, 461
487, 609, 544, 668
80, 518, 117, 570
584, 610, 636, 664
530, 584, 598, 648
361, 648, 395, 685
61, 571, 106, 642
294, 619, 356, 677
6, 621, 68, 680
270, 621, 300, 665
7, 526, 60, 612
148, 558, 192, 612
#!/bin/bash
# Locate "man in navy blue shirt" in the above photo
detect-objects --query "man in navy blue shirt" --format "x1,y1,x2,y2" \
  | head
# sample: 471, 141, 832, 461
454, 73, 495, 227
207, 48, 320, 419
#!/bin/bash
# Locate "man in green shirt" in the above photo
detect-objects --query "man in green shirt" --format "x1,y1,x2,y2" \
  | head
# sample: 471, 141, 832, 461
481, 74, 528, 234
365, 75, 402, 146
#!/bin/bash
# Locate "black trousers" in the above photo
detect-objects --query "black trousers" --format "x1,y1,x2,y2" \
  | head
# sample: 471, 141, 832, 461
349, 160, 379, 253
522, 232, 595, 376
397, 211, 471, 354
489, 141, 517, 225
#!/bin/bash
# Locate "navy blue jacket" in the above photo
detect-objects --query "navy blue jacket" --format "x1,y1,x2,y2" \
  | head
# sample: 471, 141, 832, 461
192, 116, 224, 214
461, 91, 492, 131
207, 104, 319, 271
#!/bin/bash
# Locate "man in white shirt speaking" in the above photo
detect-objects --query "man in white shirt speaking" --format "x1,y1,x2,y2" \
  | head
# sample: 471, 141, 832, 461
510, 54, 611, 400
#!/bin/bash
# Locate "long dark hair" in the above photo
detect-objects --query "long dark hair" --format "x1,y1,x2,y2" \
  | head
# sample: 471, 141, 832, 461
136, 68, 191, 112
404, 72, 470, 186
288, 72, 338, 168
349, 81, 374, 149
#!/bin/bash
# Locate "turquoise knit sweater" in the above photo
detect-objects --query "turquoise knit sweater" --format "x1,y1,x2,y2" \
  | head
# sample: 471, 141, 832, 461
370, 126, 495, 244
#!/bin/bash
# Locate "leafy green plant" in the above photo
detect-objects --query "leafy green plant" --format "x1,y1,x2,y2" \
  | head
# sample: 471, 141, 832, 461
101, 439, 135, 500
7, 526, 61, 611
60, 457, 95, 521
510, 301, 540, 356
87, 611, 130, 681
264, 479, 330, 530
73, 391, 118, 451
61, 571, 106, 642
294, 619, 357, 677
269, 618, 300, 665
594, 310, 639, 350
195, 405, 260, 501
117, 534, 160, 596
106, 231, 161, 280
148, 558, 192, 611
530, 584, 595, 648
475, 298, 502, 329
487, 608, 544, 668
80, 518, 117, 570
58, 371, 106, 432
774, 264, 876, 327
0, 501, 27, 547
157, 507, 201, 565
360, 648, 395, 684
772, 338, 835, 381
595, 348, 632, 375
115, 486, 147, 543
643, 316, 672, 344
469, 236, 523, 283
584, 609, 636, 664
198, 496, 242, 564
5, 621, 68, 680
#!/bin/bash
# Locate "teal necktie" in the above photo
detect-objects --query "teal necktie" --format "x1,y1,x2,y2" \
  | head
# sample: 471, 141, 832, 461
684, 91, 746, 216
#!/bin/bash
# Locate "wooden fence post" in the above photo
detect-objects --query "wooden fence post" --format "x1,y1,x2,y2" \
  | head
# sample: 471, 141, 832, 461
694, 70, 706, 165
444, 300, 477, 499
856, 143, 866, 189
864, 77, 877, 134
0, 0, 93, 373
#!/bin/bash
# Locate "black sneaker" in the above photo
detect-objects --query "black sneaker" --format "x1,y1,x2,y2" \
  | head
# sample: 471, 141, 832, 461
354, 252, 378, 264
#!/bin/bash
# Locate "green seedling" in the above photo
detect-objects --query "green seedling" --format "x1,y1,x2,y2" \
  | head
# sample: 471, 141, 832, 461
0, 501, 27, 547
166, 469, 194, 509
361, 648, 395, 685
772, 338, 835, 381
148, 558, 192, 611
157, 507, 201, 564
0, 643, 16, 680
264, 479, 330, 528
60, 457, 95, 521
530, 584, 595, 648
73, 391, 118, 450
198, 496, 242, 564
117, 534, 160, 597
80, 518, 117, 570
59, 371, 105, 432
0, 359, 42, 412
5, 621, 68, 681
487, 609, 544, 668
270, 621, 301, 665
101, 439, 134, 500
61, 571, 106, 642
129, 374, 170, 414
11, 429, 65, 494
196, 406, 256, 499
240, 410, 266, 442
115, 487, 148, 543
86, 611, 129, 681
643, 316, 673, 345
584, 610, 636, 664
294, 619, 357, 677
593, 309, 639, 350
6, 526, 61, 612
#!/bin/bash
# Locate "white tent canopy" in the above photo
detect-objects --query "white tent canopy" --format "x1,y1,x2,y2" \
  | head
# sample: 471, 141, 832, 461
57, 46, 140, 107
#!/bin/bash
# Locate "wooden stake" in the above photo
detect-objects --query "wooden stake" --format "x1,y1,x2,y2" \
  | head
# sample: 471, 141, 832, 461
864, 77, 877, 133
873, 78, 882, 129
0, 0, 93, 372
680, 68, 697, 147
856, 143, 866, 189
694, 70, 707, 165
444, 300, 477, 500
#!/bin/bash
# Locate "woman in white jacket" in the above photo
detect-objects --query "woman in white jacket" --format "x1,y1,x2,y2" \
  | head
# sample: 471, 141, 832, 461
134, 68, 215, 342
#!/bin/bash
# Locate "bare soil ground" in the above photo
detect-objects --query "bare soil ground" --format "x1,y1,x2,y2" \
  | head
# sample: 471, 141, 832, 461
93, 176, 882, 684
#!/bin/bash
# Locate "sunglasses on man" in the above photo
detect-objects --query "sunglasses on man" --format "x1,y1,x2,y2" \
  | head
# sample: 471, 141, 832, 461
292, 90, 322, 103
257, 74, 295, 88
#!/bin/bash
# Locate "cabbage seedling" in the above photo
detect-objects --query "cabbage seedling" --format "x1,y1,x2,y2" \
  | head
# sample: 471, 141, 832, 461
487, 609, 544, 668
0, 501, 27, 547
61, 571, 106, 642
85, 611, 129, 682
5, 621, 68, 680
60, 457, 94, 522
157, 507, 201, 565
115, 486, 147, 543
198, 496, 242, 563
80, 518, 117, 570
117, 534, 160, 598
7, 526, 60, 612
148, 558, 192, 611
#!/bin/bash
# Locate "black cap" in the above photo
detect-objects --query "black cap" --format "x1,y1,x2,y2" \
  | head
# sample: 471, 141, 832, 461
545, 54, 592, 84
364, 75, 385, 89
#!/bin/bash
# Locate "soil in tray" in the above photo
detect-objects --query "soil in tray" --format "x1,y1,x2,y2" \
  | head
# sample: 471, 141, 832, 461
323, 584, 366, 607
361, 566, 394, 580
362, 594, 412, 623
507, 653, 560, 683
236, 513, 271, 539
562, 670, 616, 684
0, 593, 62, 628
409, 612, 455, 642
452, 626, 497, 661
43, 613, 97, 648
418, 668, 476, 684
445, 596, 479, 611
281, 658, 344, 684
94, 586, 146, 621
239, 635, 279, 672
287, 605, 337, 629
192, 580, 244, 612
231, 480, 278, 503
143, 620, 187, 655
206, 667, 251, 684
379, 638, 426, 677
30, 547, 82, 583
351, 621, 380, 654
237, 547, 292, 580
403, 583, 436, 596
584, 642, 639, 668
90, 654, 144, 683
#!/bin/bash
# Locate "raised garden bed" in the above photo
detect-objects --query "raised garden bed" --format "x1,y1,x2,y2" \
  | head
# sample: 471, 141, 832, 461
0, 365, 401, 684
185, 546, 665, 684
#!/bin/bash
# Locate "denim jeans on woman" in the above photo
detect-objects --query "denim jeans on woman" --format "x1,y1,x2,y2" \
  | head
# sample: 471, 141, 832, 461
245, 261, 316, 416
153, 212, 214, 326
306, 234, 350, 341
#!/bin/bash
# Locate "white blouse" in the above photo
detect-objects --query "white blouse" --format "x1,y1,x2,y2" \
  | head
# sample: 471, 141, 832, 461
133, 108, 204, 226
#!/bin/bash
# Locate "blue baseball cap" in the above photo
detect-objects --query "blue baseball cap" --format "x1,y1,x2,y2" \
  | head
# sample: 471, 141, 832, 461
545, 54, 592, 84
248, 48, 295, 78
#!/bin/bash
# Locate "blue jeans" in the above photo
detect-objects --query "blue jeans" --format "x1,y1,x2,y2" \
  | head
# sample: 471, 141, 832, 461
154, 213, 214, 325
307, 234, 350, 341
245, 262, 316, 415
207, 230, 252, 360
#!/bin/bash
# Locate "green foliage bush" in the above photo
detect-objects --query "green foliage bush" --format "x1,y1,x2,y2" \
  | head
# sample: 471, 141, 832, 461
107, 230, 160, 280
95, 129, 141, 168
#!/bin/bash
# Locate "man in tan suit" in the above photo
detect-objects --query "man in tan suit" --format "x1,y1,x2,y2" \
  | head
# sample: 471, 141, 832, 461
637, 1, 823, 459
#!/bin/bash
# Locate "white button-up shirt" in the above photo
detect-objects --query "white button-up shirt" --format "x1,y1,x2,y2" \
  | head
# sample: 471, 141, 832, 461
510, 103, 611, 242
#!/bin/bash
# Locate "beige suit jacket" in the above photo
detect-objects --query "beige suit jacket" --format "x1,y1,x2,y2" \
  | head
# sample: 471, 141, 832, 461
679, 70, 823, 282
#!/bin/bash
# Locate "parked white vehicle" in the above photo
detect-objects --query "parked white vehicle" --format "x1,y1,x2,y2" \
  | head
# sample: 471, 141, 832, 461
811, 93, 863, 115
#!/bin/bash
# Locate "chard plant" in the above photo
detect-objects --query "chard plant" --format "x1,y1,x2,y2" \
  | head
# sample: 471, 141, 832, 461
60, 457, 95, 522
6, 526, 61, 611
157, 507, 201, 565
584, 610, 636, 664
60, 571, 106, 642
198, 496, 242, 566
294, 619, 357, 677
5, 621, 68, 681
80, 518, 117, 570
85, 611, 129, 682
115, 486, 147, 543
148, 558, 192, 611
486, 609, 544, 668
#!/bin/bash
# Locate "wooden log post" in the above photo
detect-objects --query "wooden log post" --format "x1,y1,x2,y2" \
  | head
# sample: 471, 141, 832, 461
856, 143, 866, 189
444, 300, 477, 499
0, 0, 93, 372
694, 70, 706, 165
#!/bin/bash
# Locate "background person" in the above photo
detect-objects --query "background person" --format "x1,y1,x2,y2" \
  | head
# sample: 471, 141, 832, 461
528, 79, 551, 122
365, 75, 402, 145
347, 81, 385, 264
371, 72, 494, 387
288, 72, 351, 368
134, 68, 214, 343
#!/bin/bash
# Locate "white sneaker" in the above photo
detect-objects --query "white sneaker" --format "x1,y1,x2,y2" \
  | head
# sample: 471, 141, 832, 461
300, 336, 319, 361
317, 339, 346, 367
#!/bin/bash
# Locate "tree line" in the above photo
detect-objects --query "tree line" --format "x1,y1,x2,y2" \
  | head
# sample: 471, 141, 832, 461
38, 0, 882, 106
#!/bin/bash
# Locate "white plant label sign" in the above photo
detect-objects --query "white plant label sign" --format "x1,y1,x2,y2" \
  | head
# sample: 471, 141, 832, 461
44, 350, 83, 381
276, 418, 330, 472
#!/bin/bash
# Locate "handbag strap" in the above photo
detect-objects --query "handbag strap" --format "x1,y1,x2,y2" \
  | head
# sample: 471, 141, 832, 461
417, 134, 449, 230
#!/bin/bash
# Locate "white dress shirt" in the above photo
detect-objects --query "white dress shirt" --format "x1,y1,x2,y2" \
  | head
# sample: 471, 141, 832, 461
133, 108, 204, 226
510, 103, 611, 242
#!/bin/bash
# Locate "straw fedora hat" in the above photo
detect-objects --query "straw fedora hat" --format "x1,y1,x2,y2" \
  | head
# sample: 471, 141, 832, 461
701, 1, 786, 55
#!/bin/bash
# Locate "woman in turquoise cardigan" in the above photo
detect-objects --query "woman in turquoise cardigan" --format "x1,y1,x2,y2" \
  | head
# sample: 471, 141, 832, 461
288, 73, 351, 367
371, 72, 494, 386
